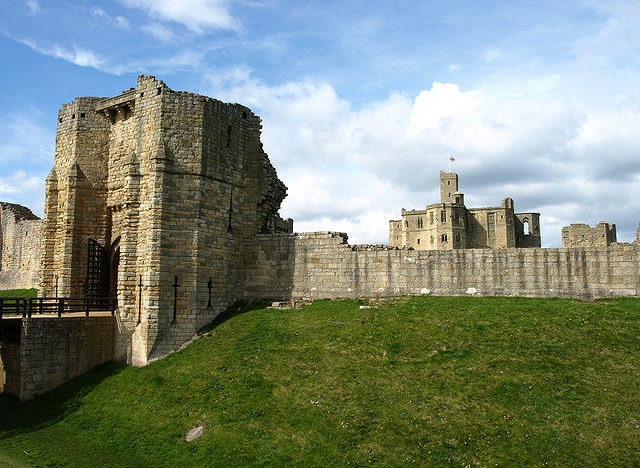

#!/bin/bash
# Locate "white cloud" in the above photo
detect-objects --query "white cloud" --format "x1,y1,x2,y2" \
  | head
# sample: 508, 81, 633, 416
0, 171, 45, 216
0, 110, 54, 165
141, 23, 178, 42
91, 7, 130, 29
448, 64, 460, 72
119, 0, 237, 33
204, 70, 640, 246
15, 37, 105, 69
482, 48, 502, 63
25, 0, 39, 14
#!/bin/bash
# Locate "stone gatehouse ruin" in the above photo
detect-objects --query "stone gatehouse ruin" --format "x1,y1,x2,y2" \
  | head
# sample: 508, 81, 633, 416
389, 171, 540, 250
1, 76, 640, 399
39, 75, 292, 366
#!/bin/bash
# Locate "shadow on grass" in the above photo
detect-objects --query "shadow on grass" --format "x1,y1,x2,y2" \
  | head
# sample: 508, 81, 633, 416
0, 361, 125, 435
198, 301, 272, 335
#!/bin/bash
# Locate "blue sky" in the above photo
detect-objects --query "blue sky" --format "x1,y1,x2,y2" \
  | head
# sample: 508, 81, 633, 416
1, 0, 639, 246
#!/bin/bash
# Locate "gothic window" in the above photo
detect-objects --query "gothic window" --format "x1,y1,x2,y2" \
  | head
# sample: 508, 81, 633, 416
441, 234, 448, 242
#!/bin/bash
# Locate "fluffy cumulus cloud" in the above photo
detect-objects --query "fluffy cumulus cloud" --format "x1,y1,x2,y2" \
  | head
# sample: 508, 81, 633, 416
205, 70, 640, 246
119, 0, 237, 33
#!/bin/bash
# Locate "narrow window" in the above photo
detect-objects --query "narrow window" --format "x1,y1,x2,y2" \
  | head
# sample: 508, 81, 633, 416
71, 114, 75, 119
417, 239, 421, 245
441, 234, 448, 242
441, 211, 446, 223
430, 235, 434, 244
80, 113, 86, 118
455, 196, 460, 203
430, 212, 434, 224
455, 234, 461, 242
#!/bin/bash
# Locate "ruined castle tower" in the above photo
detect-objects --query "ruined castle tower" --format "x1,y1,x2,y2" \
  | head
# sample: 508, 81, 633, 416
40, 75, 291, 365
389, 171, 541, 250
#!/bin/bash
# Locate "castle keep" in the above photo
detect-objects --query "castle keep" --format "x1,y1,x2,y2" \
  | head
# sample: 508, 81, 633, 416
389, 171, 540, 250
39, 75, 291, 365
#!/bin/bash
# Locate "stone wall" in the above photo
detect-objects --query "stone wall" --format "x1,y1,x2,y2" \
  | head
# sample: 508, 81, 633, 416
0, 316, 114, 401
561, 222, 617, 247
0, 203, 42, 290
244, 232, 640, 301
41, 75, 291, 366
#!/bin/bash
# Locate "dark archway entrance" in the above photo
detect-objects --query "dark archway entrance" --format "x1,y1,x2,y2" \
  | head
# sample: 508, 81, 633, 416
109, 236, 120, 299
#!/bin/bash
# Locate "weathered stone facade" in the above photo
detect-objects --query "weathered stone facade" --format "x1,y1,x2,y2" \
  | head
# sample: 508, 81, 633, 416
0, 202, 42, 290
0, 316, 114, 401
561, 222, 617, 247
389, 171, 541, 249
245, 232, 640, 301
40, 75, 292, 366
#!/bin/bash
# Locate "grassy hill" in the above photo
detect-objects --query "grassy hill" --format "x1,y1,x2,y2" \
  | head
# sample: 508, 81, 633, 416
1, 296, 639, 467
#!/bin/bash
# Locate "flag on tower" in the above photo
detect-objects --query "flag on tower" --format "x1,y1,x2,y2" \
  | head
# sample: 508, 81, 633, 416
449, 156, 455, 162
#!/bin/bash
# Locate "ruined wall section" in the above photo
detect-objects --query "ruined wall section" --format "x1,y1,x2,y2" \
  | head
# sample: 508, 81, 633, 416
40, 97, 110, 297
108, 76, 167, 366
136, 87, 289, 362
245, 232, 640, 301
0, 203, 42, 290
561, 222, 616, 248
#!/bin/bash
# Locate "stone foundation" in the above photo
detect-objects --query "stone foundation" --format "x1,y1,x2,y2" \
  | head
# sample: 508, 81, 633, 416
0, 316, 114, 401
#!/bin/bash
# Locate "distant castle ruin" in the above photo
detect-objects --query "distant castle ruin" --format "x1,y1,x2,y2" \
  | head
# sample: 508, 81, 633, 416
1, 76, 640, 400
561, 222, 617, 247
389, 171, 540, 250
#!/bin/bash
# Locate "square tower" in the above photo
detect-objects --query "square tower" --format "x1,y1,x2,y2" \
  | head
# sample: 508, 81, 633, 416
440, 171, 459, 203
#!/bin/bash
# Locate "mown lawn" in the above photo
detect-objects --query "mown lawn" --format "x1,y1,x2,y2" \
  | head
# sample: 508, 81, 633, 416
1, 296, 639, 467
0, 289, 37, 298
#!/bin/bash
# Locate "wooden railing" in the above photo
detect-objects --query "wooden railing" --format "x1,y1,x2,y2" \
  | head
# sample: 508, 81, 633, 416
0, 297, 116, 319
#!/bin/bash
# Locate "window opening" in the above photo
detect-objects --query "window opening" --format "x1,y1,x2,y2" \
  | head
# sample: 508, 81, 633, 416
441, 211, 446, 223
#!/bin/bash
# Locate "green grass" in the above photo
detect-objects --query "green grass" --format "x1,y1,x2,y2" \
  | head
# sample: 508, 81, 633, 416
1, 296, 640, 467
0, 289, 37, 298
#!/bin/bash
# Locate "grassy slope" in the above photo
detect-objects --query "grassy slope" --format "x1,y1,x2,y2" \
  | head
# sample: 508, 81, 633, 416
1, 296, 639, 467
0, 289, 37, 298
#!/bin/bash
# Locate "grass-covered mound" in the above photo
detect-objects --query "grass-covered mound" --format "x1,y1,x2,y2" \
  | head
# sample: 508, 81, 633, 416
1, 296, 639, 467
0, 289, 37, 298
